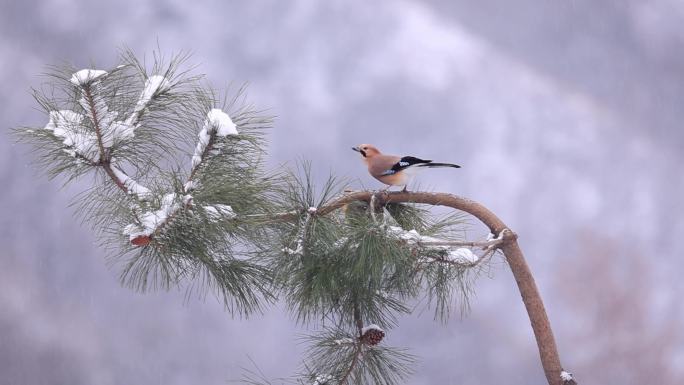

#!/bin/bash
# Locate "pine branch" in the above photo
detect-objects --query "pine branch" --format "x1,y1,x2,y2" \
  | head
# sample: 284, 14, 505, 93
290, 190, 566, 385
15, 51, 571, 385
338, 342, 362, 385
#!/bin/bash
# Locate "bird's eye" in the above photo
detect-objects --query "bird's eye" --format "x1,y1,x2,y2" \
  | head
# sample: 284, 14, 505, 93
362, 147, 367, 150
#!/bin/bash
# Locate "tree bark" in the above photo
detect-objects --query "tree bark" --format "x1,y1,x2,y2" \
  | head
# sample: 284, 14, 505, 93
320, 191, 569, 385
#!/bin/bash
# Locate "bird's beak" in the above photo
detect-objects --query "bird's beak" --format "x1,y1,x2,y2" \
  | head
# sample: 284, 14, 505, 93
351, 146, 367, 157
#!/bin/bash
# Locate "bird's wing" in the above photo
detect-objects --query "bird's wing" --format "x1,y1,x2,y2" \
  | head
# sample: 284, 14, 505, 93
380, 156, 432, 176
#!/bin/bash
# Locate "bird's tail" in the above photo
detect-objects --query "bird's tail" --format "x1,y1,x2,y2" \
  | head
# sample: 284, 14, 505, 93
418, 162, 461, 169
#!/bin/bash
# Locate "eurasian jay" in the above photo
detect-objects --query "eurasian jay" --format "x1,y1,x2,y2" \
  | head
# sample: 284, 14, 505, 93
352, 144, 460, 191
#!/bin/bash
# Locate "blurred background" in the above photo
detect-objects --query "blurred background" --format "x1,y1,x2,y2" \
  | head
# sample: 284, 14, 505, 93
1, 0, 683, 384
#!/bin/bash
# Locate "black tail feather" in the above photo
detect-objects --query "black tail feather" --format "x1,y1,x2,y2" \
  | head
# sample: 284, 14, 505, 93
419, 162, 461, 169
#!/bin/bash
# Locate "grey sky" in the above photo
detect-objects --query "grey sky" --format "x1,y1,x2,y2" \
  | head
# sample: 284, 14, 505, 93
1, 1, 683, 384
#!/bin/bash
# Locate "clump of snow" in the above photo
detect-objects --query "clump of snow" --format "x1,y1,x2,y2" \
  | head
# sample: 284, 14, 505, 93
560, 371, 573, 381
307, 207, 318, 214
182, 194, 193, 206
446, 248, 479, 263
282, 243, 304, 256
207, 108, 238, 136
123, 193, 179, 241
70, 69, 108, 86
78, 89, 116, 128
361, 324, 384, 334
191, 109, 239, 169
141, 75, 169, 103
72, 70, 162, 149
386, 226, 480, 265
125, 75, 169, 126
183, 180, 197, 192
312, 374, 333, 385
191, 124, 212, 168
333, 338, 355, 345
110, 165, 152, 200
105, 121, 135, 144
204, 204, 236, 221
44, 110, 99, 161
387, 226, 444, 244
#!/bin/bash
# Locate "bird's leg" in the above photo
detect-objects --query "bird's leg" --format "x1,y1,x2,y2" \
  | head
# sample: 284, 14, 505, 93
401, 185, 408, 192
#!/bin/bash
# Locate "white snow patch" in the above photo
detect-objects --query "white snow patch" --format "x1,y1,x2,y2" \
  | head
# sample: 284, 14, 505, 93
44, 110, 99, 161
307, 207, 318, 214
387, 226, 453, 244
183, 180, 197, 192
74, 76, 142, 146
110, 165, 152, 200
191, 109, 238, 169
78, 90, 120, 147
446, 248, 479, 263
124, 193, 179, 241
312, 374, 333, 385
191, 124, 212, 168
106, 121, 135, 143
207, 108, 238, 136
125, 75, 169, 126
387, 226, 479, 265
560, 371, 573, 381
282, 244, 304, 256
182, 194, 193, 206
204, 204, 236, 221
70, 69, 108, 86
333, 338, 355, 345
361, 324, 384, 334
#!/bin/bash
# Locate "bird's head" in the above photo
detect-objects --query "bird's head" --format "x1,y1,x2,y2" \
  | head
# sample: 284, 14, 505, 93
351, 144, 381, 159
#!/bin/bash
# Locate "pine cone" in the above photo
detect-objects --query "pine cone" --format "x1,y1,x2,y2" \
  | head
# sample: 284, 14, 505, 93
361, 326, 385, 346
131, 235, 151, 246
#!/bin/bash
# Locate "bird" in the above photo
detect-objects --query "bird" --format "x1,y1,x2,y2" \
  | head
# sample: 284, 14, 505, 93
352, 144, 460, 191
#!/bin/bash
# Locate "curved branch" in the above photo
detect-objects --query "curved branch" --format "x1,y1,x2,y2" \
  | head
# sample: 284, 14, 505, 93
313, 190, 567, 385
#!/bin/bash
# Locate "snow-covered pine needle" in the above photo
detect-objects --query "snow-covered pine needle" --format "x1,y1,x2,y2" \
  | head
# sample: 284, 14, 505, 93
191, 108, 239, 169
110, 165, 152, 200
70, 69, 108, 86
123, 193, 178, 241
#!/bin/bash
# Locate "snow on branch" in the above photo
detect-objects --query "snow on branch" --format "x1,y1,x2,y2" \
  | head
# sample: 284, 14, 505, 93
312, 374, 333, 385
360, 324, 384, 335
43, 110, 99, 161
124, 75, 169, 127
190, 108, 238, 170
70, 69, 108, 86
78, 81, 119, 149
123, 193, 179, 245
333, 337, 355, 345
386, 226, 478, 264
560, 370, 574, 382
204, 204, 236, 221
385, 226, 508, 265
282, 206, 316, 256
68, 69, 171, 158
119, 108, 239, 246
110, 165, 152, 200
